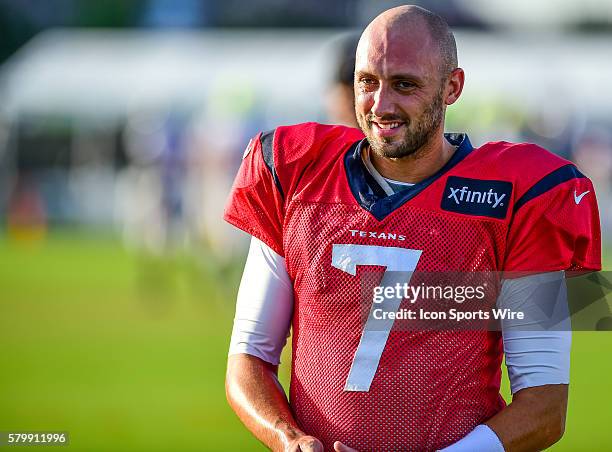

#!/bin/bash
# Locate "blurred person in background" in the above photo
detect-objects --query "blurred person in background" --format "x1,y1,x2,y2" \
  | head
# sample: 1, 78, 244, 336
572, 127, 612, 235
325, 34, 359, 128
223, 4, 601, 452
118, 109, 182, 255
183, 98, 256, 266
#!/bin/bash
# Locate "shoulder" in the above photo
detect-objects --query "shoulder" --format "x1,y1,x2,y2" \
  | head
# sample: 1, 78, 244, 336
476, 140, 574, 177
268, 122, 363, 162
259, 122, 363, 196
472, 140, 585, 199
489, 142, 601, 273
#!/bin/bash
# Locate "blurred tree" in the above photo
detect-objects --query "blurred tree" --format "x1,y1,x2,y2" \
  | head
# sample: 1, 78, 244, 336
0, 0, 143, 64
0, 0, 44, 64
74, 0, 143, 27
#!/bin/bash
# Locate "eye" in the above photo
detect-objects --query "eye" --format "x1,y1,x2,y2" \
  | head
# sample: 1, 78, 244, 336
395, 80, 415, 90
358, 77, 378, 90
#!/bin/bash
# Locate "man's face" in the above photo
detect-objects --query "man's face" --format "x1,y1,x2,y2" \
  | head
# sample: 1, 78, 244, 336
354, 27, 447, 159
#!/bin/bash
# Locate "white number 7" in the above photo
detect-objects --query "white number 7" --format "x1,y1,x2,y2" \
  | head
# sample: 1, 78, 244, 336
332, 244, 422, 392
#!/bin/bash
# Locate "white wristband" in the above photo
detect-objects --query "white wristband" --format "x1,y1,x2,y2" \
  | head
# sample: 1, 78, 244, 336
438, 424, 504, 452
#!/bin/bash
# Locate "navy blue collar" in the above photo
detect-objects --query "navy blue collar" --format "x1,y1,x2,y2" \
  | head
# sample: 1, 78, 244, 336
344, 133, 473, 221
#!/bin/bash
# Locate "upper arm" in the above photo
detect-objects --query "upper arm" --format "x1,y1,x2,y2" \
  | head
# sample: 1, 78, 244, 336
499, 272, 572, 394
229, 237, 294, 366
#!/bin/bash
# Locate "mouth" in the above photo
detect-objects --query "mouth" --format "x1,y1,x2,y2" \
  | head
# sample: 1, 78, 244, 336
371, 120, 405, 138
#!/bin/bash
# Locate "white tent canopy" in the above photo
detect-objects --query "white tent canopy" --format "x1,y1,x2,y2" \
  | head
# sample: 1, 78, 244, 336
1, 29, 610, 123
0, 29, 338, 124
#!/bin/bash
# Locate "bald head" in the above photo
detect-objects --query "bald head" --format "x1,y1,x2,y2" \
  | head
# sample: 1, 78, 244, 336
359, 5, 457, 78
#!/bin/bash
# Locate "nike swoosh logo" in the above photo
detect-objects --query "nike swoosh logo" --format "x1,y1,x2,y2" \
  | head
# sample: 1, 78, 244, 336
574, 190, 590, 204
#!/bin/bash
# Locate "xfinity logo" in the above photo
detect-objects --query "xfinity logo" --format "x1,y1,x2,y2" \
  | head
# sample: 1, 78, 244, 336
448, 186, 506, 208
441, 176, 513, 219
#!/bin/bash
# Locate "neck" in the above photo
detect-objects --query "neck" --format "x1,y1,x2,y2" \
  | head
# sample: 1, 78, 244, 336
368, 132, 456, 184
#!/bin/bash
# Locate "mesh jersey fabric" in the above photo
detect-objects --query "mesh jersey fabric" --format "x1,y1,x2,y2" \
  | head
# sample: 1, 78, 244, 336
285, 201, 505, 450
224, 122, 601, 451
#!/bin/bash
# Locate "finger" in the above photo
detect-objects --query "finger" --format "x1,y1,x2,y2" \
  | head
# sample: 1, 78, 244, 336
334, 441, 359, 452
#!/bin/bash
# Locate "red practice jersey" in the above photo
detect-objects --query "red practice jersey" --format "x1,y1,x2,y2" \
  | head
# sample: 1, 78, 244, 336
224, 123, 601, 451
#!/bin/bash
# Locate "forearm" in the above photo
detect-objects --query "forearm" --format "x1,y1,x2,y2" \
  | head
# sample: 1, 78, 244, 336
226, 353, 303, 451
485, 384, 568, 452
486, 273, 570, 451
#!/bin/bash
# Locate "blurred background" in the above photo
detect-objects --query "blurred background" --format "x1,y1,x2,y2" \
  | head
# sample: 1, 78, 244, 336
0, 0, 610, 450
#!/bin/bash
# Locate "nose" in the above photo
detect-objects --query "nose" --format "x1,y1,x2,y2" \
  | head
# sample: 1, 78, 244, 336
371, 84, 395, 118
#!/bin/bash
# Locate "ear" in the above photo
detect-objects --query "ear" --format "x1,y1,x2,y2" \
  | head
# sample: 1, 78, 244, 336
445, 68, 464, 105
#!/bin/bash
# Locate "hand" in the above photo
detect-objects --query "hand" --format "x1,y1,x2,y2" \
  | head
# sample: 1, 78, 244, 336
286, 435, 324, 452
334, 441, 359, 452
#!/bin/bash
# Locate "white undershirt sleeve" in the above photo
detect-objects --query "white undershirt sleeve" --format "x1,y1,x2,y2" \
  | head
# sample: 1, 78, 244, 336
499, 271, 571, 394
228, 237, 294, 365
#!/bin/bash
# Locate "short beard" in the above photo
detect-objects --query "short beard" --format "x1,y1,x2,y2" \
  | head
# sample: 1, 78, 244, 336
359, 86, 445, 160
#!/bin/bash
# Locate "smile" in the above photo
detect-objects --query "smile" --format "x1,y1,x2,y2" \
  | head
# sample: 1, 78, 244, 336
371, 121, 405, 137
375, 122, 402, 129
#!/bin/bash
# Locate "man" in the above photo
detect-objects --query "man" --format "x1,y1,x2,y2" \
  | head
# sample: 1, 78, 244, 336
224, 5, 601, 451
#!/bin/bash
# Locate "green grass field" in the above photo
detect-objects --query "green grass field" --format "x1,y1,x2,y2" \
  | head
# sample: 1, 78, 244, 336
0, 233, 610, 451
